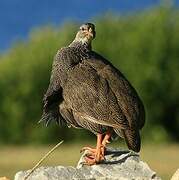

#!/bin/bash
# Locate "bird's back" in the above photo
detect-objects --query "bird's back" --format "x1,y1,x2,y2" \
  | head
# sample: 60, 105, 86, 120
61, 49, 145, 130
41, 23, 145, 154
85, 51, 145, 130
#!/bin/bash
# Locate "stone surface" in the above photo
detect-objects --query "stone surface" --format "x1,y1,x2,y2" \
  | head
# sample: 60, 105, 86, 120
14, 147, 161, 180
171, 169, 179, 180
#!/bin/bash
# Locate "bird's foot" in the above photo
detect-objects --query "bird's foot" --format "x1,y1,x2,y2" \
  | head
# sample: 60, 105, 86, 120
80, 145, 106, 155
81, 146, 105, 165
80, 146, 96, 153
83, 156, 98, 165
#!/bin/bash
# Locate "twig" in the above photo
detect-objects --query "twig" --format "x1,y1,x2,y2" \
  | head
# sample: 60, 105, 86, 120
24, 140, 64, 180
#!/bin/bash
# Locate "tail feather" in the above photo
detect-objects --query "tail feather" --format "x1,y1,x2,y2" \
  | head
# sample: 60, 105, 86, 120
114, 128, 141, 152
123, 129, 141, 152
40, 87, 65, 126
40, 110, 59, 127
40, 98, 65, 127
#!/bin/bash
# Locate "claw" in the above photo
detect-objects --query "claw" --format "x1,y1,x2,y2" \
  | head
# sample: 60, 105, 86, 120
84, 156, 97, 165
85, 152, 95, 158
80, 146, 96, 153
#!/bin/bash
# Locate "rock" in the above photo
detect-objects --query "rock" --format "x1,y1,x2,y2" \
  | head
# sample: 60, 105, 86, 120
14, 147, 161, 180
171, 169, 179, 180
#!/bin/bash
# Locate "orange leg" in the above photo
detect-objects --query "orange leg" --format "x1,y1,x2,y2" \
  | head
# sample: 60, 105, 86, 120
101, 131, 111, 156
81, 130, 112, 165
81, 134, 104, 165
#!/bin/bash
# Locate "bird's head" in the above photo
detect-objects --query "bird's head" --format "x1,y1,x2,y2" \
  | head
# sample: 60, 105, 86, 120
74, 23, 96, 45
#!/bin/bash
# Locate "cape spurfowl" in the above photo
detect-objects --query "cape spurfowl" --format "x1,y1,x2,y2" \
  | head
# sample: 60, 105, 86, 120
41, 23, 145, 165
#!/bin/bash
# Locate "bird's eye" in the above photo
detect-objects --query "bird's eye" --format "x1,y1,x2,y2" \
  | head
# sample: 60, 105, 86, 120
81, 27, 85, 31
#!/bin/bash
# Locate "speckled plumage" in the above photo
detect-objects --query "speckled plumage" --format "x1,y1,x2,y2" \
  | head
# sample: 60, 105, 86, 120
41, 23, 145, 152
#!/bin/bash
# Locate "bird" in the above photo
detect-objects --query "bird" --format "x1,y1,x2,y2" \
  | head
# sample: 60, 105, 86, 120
40, 23, 145, 165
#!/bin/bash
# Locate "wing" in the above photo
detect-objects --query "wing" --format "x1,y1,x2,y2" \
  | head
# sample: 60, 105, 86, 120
41, 46, 83, 127
63, 60, 130, 130
40, 50, 66, 126
86, 51, 145, 130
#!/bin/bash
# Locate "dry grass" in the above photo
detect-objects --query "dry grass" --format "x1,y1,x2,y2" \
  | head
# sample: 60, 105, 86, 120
0, 142, 178, 180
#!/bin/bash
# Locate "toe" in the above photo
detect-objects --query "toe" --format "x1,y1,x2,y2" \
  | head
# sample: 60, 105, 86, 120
84, 156, 97, 165
80, 146, 96, 153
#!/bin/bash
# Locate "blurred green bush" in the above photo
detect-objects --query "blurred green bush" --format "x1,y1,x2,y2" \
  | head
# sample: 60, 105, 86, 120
0, 7, 179, 144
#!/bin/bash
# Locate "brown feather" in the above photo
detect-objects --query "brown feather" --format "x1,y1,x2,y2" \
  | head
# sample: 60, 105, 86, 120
41, 24, 145, 152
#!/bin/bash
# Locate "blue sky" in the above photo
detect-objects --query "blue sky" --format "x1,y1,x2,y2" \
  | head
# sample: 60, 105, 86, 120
0, 0, 178, 51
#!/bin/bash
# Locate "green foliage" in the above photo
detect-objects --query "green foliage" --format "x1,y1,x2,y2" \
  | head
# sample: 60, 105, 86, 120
0, 7, 179, 144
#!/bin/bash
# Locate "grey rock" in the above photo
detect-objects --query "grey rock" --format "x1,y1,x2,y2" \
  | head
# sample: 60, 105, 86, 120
171, 169, 179, 180
14, 147, 161, 180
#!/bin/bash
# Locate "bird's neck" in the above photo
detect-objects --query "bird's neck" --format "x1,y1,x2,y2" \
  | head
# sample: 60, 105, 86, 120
69, 40, 92, 51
